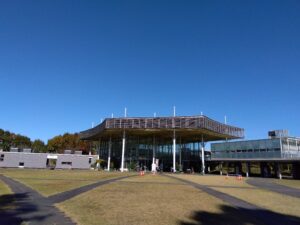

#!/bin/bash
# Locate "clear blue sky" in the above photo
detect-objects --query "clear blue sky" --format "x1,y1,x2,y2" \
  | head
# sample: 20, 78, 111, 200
1, 0, 300, 143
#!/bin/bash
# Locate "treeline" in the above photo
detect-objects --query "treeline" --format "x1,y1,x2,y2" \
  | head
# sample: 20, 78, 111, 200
0, 129, 89, 154
47, 133, 89, 154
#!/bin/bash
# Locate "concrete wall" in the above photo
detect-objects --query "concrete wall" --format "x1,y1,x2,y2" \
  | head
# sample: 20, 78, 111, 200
56, 154, 98, 169
0, 152, 47, 168
0, 152, 98, 170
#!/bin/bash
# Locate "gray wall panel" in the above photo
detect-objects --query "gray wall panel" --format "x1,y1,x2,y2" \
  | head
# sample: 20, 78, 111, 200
0, 152, 47, 168
0, 152, 98, 169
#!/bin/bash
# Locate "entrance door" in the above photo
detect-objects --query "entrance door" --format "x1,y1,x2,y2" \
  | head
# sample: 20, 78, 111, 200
46, 159, 57, 169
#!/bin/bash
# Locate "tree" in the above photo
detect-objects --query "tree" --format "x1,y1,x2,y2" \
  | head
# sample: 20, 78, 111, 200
13, 135, 31, 148
0, 128, 90, 154
47, 135, 63, 153
0, 129, 31, 151
32, 139, 47, 153
47, 133, 89, 154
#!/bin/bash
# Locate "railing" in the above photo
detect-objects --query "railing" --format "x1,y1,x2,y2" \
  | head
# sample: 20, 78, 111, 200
80, 115, 244, 139
105, 116, 244, 138
211, 151, 300, 160
281, 151, 300, 159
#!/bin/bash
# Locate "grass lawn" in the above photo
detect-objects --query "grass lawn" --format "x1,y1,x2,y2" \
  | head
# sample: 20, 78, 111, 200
273, 179, 300, 189
0, 180, 13, 211
2, 169, 299, 225
0, 168, 130, 197
169, 174, 250, 187
0, 180, 11, 196
171, 174, 300, 219
57, 174, 263, 225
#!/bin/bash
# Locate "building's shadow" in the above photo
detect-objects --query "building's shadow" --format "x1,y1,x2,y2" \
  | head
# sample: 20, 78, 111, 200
0, 193, 51, 225
179, 205, 300, 225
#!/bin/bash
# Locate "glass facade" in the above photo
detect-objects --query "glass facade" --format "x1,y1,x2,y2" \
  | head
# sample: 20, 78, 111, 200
97, 135, 210, 172
80, 115, 245, 172
281, 138, 300, 158
211, 137, 300, 159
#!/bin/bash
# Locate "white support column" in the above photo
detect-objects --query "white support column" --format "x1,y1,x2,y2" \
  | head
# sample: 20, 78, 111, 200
107, 136, 112, 171
152, 136, 155, 164
179, 137, 182, 172
173, 130, 176, 173
246, 162, 250, 177
201, 135, 205, 175
96, 139, 101, 170
277, 163, 282, 179
121, 130, 126, 172
220, 162, 223, 176
152, 136, 156, 172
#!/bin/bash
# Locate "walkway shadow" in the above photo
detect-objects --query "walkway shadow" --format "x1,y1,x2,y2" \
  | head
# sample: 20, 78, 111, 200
179, 205, 300, 225
0, 193, 52, 225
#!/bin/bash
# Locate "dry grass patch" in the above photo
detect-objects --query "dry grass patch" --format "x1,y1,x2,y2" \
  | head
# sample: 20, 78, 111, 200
0, 180, 14, 210
171, 174, 300, 219
121, 173, 181, 184
170, 174, 250, 188
0, 180, 11, 196
273, 179, 300, 189
212, 186, 300, 218
0, 168, 130, 197
58, 174, 263, 225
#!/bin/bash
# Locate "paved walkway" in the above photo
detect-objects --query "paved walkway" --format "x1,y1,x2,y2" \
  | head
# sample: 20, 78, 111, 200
0, 174, 134, 225
0, 175, 75, 225
246, 178, 300, 198
48, 175, 135, 204
166, 175, 300, 225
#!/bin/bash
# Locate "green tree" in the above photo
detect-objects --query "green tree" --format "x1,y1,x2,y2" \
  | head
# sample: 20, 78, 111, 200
13, 135, 31, 148
47, 135, 63, 153
32, 139, 47, 153
0, 129, 31, 151
47, 133, 89, 154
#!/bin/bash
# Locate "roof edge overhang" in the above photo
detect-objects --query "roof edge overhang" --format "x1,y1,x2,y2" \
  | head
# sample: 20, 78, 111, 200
79, 115, 244, 141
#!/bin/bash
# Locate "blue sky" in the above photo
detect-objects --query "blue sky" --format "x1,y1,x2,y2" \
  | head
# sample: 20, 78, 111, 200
1, 0, 300, 143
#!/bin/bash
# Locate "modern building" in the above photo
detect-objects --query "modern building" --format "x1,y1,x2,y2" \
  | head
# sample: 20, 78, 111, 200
210, 130, 300, 179
80, 115, 244, 173
0, 148, 98, 170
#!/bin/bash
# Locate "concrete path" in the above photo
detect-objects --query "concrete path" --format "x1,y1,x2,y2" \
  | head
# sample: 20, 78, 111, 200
166, 175, 300, 225
0, 174, 134, 225
48, 175, 135, 204
0, 175, 75, 225
246, 178, 300, 198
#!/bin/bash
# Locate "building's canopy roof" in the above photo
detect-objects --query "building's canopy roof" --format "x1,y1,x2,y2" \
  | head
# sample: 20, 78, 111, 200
79, 115, 244, 142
